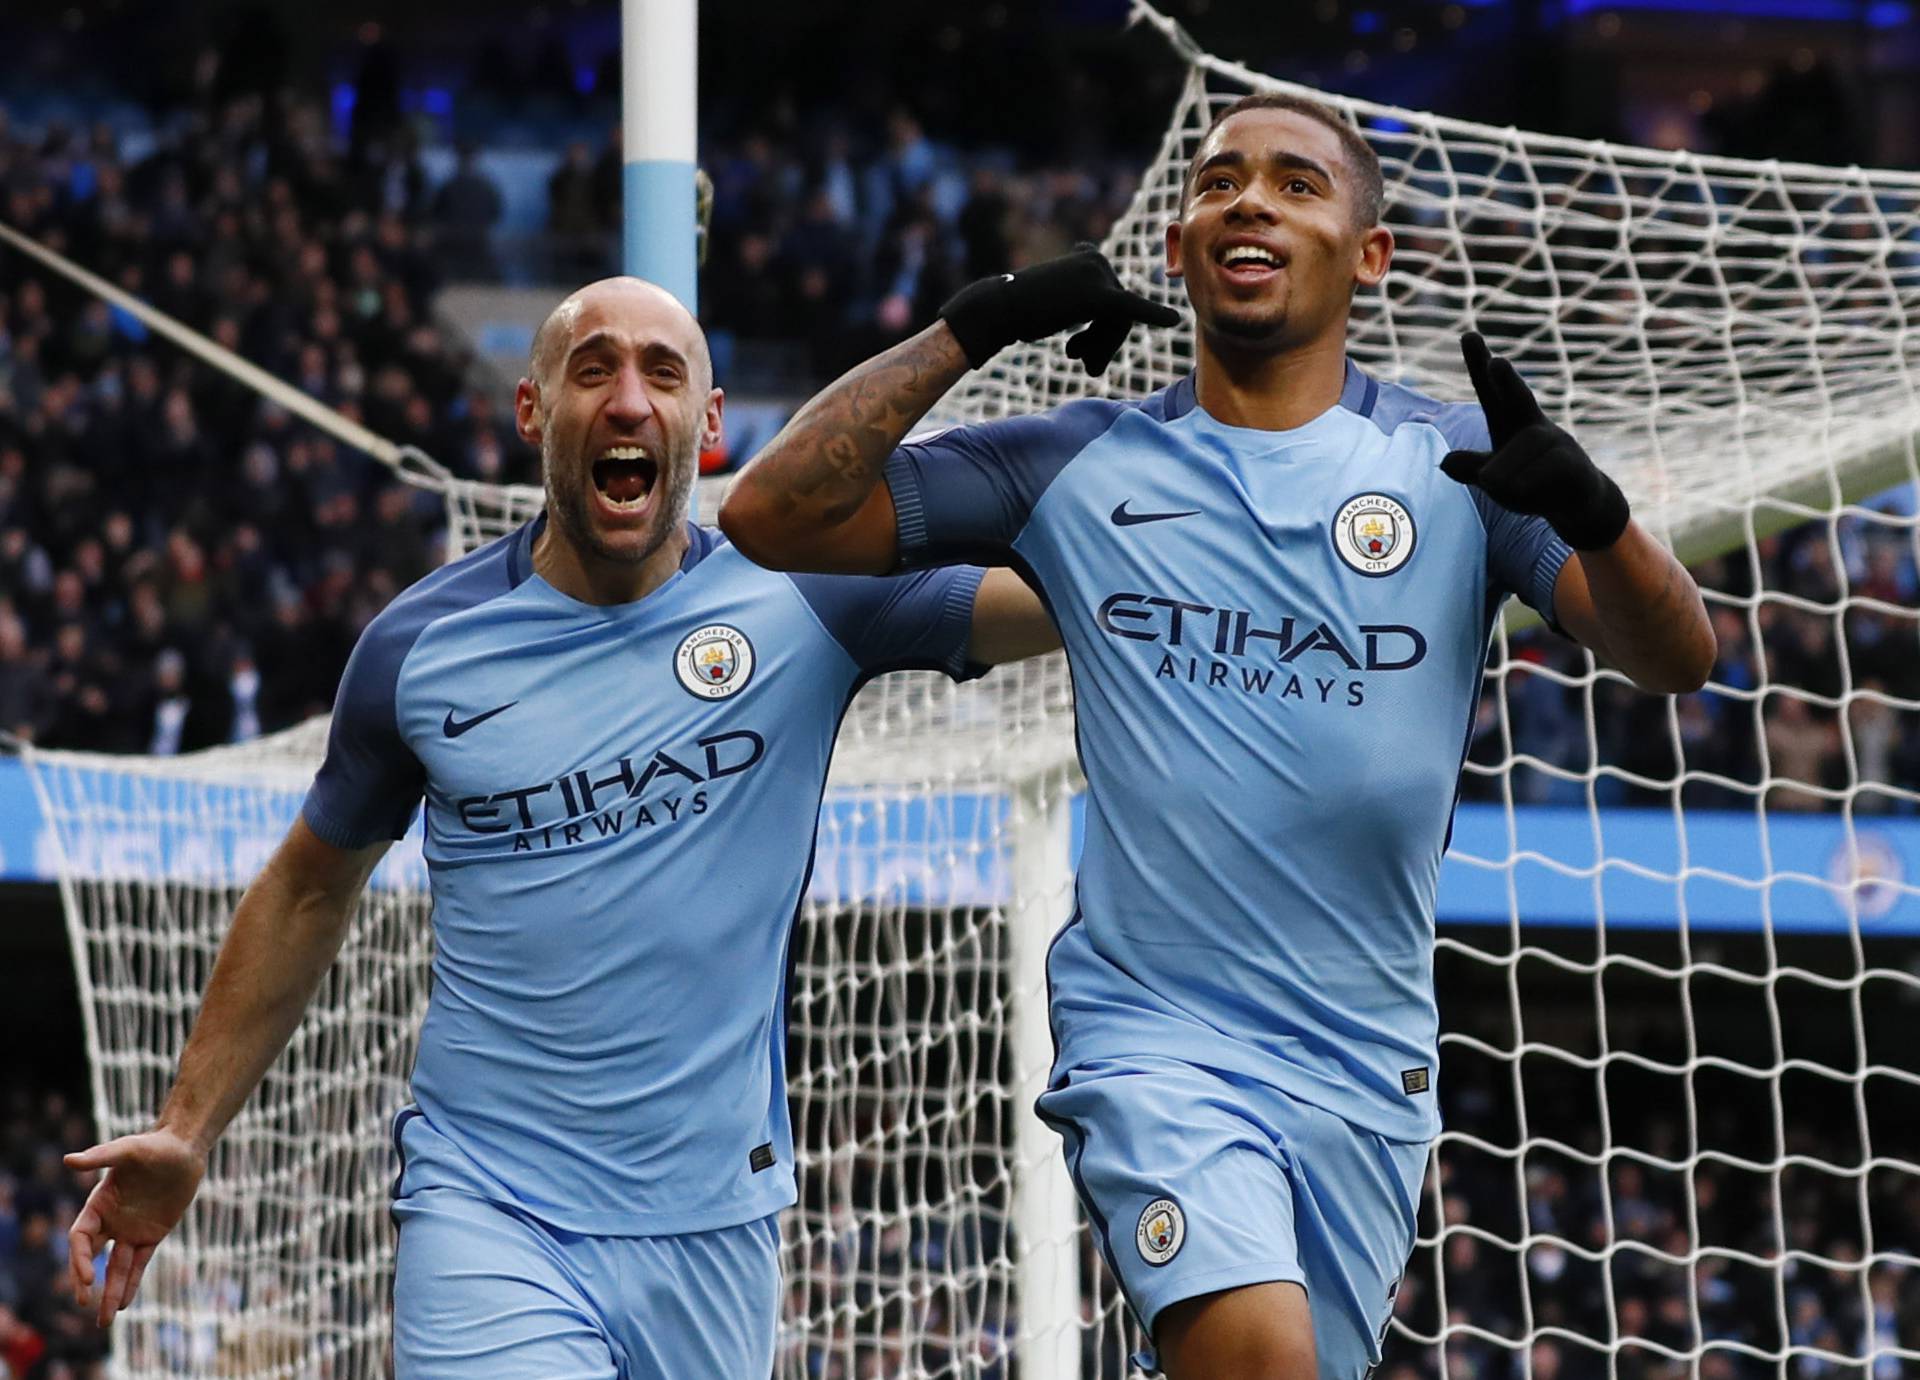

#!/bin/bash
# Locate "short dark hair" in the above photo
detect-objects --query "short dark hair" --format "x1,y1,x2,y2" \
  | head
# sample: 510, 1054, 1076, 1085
1184, 92, 1385, 229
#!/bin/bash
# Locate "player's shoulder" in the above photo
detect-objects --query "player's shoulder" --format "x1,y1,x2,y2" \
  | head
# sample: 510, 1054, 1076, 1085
1344, 359, 1490, 451
351, 520, 533, 677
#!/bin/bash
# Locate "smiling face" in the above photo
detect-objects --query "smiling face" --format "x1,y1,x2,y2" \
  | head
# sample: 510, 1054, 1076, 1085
516, 278, 721, 572
1167, 106, 1392, 357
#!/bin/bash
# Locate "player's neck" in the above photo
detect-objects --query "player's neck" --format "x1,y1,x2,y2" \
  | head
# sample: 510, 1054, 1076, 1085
533, 522, 690, 605
1192, 332, 1347, 431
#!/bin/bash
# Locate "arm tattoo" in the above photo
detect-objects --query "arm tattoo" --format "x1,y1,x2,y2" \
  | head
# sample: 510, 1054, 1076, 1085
748, 326, 969, 521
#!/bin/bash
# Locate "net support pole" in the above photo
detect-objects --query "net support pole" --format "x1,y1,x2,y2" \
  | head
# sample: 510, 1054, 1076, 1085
1006, 771, 1082, 1377
621, 0, 698, 310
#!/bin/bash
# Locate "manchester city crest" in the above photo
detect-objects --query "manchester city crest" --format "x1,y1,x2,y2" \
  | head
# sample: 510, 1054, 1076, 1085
1136, 1197, 1186, 1266
1333, 492, 1417, 576
674, 624, 756, 700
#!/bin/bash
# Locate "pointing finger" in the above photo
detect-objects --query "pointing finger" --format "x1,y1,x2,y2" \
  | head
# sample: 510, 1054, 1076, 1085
1491, 353, 1548, 428
1459, 332, 1497, 413
1113, 288, 1183, 328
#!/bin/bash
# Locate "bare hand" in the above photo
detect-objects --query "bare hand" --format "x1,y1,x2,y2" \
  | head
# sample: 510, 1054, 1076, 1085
64, 1128, 206, 1326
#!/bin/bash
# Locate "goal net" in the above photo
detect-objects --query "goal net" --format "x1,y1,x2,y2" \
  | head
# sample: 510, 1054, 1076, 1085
21, 2, 1920, 1374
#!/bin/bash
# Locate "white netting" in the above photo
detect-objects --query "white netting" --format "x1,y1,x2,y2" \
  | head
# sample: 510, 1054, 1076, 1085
20, 3, 1920, 1375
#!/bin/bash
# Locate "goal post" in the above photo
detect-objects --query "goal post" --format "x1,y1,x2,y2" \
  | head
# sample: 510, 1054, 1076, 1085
620, 0, 698, 308
16, 2, 1920, 1375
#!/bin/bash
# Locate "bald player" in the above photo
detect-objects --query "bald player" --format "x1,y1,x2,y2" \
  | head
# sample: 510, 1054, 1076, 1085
62, 278, 1058, 1378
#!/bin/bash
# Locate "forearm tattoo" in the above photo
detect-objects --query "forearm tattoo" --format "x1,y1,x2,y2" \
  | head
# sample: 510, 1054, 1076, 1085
756, 327, 968, 519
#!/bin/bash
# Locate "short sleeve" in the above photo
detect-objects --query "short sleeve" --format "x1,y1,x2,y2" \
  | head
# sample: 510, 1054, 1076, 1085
301, 618, 426, 848
1429, 402, 1573, 624
787, 566, 987, 682
1483, 501, 1573, 624
884, 399, 1131, 570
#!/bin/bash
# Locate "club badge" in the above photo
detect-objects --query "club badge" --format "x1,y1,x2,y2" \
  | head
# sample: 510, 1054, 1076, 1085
1136, 1197, 1185, 1266
674, 624, 755, 700
1333, 493, 1416, 577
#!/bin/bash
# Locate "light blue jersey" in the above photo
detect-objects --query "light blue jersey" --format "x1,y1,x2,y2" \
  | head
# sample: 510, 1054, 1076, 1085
303, 517, 983, 1236
886, 362, 1569, 1144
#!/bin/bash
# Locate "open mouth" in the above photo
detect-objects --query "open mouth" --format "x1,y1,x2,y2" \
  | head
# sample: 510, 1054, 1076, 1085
1216, 243, 1286, 281
591, 447, 659, 511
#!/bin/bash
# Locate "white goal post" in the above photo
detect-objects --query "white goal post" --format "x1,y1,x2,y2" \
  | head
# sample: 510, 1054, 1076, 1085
18, 2, 1920, 1375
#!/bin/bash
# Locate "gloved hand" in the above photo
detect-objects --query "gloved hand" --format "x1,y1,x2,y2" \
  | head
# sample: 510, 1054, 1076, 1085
939, 244, 1183, 375
1439, 333, 1630, 551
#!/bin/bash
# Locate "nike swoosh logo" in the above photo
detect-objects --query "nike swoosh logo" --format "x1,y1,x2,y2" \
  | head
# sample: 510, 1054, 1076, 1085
443, 702, 518, 738
1111, 500, 1200, 527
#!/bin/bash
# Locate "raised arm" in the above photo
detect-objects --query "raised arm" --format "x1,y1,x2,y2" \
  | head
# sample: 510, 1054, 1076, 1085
64, 818, 388, 1325
1547, 527, 1713, 693
721, 245, 1181, 575
1439, 334, 1714, 693
721, 323, 970, 574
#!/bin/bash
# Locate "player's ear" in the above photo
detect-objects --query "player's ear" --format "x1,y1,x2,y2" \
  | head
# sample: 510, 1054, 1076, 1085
514, 377, 543, 446
1353, 224, 1393, 290
1165, 220, 1185, 280
701, 387, 725, 455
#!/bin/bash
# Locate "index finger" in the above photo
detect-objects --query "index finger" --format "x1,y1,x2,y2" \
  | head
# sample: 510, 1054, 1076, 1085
1459, 331, 1498, 410
1491, 353, 1549, 428
1109, 287, 1183, 328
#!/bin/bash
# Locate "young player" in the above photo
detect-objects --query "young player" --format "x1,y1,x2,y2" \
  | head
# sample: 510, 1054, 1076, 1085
61, 277, 1058, 1378
719, 94, 1715, 1378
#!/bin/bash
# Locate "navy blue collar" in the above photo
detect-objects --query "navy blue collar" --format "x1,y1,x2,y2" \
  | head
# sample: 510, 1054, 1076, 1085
508, 512, 711, 587
1340, 357, 1380, 417
1166, 356, 1377, 423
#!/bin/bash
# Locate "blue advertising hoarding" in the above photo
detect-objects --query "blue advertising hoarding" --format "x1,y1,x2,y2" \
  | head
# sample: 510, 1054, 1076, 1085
1, 758, 1914, 933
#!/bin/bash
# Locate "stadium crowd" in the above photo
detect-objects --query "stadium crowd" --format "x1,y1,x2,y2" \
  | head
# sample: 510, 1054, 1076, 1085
0, 1087, 105, 1380
0, 96, 525, 754
1, 87, 1916, 815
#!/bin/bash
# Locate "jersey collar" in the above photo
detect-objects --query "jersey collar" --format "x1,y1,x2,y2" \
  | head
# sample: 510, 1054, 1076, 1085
1163, 356, 1379, 423
507, 512, 714, 588
1340, 357, 1381, 418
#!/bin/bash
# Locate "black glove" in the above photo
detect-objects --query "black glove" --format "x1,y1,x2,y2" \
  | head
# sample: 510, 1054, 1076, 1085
1440, 333, 1630, 551
939, 244, 1183, 375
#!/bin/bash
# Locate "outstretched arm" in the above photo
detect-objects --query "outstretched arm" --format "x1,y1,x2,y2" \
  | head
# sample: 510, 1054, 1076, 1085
1440, 334, 1714, 694
970, 568, 1061, 665
65, 819, 387, 1325
722, 245, 1181, 575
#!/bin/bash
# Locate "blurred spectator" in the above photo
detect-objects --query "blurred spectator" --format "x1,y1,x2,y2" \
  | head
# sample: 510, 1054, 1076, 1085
0, 609, 53, 744
547, 140, 611, 282
1766, 694, 1841, 812
430, 144, 504, 280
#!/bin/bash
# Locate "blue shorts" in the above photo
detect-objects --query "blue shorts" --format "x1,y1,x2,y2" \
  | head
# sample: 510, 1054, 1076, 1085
1036, 1056, 1428, 1379
392, 1187, 780, 1380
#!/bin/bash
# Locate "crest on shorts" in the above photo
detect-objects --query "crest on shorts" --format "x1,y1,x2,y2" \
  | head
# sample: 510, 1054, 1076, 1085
674, 624, 756, 700
1332, 493, 1416, 577
1136, 1197, 1185, 1266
